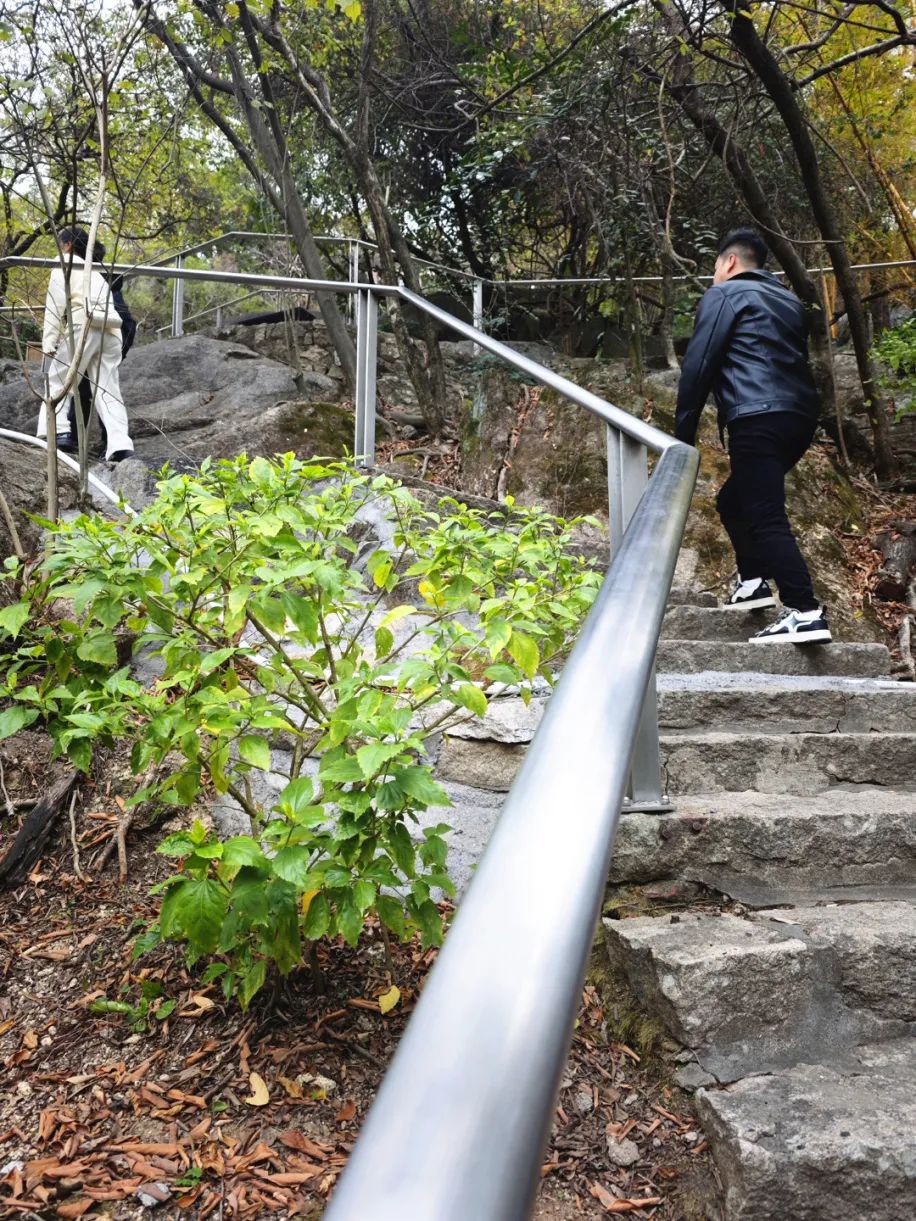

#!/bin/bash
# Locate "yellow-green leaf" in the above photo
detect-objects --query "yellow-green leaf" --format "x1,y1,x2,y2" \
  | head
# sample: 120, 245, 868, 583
378, 985, 401, 1014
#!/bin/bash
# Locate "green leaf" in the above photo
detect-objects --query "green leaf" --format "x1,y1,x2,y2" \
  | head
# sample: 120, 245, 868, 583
280, 592, 319, 640
0, 705, 39, 741
239, 958, 267, 1009
374, 626, 394, 659
160, 878, 229, 953
484, 663, 520, 685
337, 892, 363, 946
271, 846, 313, 887
355, 740, 403, 779
275, 776, 314, 816
508, 630, 539, 679
455, 683, 488, 717
413, 898, 443, 948
376, 894, 407, 939
199, 647, 237, 675
154, 999, 177, 1021
249, 455, 274, 484
353, 879, 376, 913
68, 737, 92, 774
320, 753, 364, 783
221, 837, 268, 873
238, 734, 271, 771
76, 633, 117, 667
380, 604, 415, 628
302, 891, 330, 939
388, 823, 416, 878
251, 594, 286, 635
0, 601, 30, 638
157, 832, 198, 857
397, 766, 450, 808
485, 617, 512, 658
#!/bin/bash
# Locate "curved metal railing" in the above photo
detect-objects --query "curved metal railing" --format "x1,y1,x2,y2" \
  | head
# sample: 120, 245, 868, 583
0, 255, 698, 1219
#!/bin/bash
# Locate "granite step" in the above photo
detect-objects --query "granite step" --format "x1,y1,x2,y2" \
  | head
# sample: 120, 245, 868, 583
658, 672, 916, 734
602, 903, 916, 1082
657, 639, 890, 678
609, 790, 916, 904
662, 604, 782, 642
661, 730, 916, 796
694, 1039, 916, 1220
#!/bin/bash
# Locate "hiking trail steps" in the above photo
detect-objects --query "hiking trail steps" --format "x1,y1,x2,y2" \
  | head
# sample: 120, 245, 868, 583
426, 589, 916, 1220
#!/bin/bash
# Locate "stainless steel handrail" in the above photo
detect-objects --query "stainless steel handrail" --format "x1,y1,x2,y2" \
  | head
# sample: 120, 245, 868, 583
326, 443, 696, 1221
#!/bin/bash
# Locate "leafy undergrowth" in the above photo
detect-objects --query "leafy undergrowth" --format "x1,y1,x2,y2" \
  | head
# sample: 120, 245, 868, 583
838, 480, 916, 665
0, 755, 715, 1220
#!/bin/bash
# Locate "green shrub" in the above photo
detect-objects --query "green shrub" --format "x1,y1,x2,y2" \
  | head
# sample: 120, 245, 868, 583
0, 456, 600, 1005
873, 314, 916, 419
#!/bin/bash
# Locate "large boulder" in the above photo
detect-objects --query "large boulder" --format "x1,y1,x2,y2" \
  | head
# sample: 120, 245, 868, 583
0, 438, 83, 563
0, 336, 354, 464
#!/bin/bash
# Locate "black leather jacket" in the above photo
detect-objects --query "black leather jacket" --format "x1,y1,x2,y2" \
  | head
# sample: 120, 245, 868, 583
675, 269, 820, 446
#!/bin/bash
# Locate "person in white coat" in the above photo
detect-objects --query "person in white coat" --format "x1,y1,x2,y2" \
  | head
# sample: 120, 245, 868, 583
36, 226, 133, 461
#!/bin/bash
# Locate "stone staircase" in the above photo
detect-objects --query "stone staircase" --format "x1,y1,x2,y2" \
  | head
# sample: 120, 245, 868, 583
428, 588, 916, 1220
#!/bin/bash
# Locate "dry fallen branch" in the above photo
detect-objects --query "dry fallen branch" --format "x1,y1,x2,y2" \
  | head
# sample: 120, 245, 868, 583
0, 769, 79, 888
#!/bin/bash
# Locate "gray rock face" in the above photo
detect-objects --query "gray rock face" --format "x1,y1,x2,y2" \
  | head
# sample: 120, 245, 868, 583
604, 914, 811, 1052
694, 1040, 916, 1221
435, 736, 524, 791
662, 605, 773, 642
0, 335, 352, 463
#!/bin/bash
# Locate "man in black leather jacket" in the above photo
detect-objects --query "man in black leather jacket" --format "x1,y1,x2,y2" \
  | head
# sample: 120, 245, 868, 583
675, 228, 831, 645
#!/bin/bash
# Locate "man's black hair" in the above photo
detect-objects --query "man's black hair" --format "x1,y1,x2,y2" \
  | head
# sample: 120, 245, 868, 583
717, 228, 768, 269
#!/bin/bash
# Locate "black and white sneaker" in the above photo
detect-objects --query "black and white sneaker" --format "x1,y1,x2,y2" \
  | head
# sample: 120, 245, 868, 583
724, 577, 777, 612
749, 606, 832, 645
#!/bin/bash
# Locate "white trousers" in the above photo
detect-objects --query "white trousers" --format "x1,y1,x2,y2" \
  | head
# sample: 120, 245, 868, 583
37, 326, 133, 459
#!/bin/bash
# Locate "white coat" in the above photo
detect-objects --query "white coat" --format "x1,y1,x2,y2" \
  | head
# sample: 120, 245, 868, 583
36, 255, 133, 459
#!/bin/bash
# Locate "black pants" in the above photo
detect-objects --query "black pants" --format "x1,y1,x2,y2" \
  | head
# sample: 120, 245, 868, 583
717, 413, 818, 612
67, 377, 108, 451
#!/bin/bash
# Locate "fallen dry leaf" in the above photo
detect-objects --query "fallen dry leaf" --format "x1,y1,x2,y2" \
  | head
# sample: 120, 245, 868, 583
279, 1131, 328, 1160
56, 1200, 94, 1219
183, 993, 216, 1015
378, 985, 401, 1015
277, 1075, 304, 1099
590, 1183, 619, 1210
244, 1072, 270, 1107
334, 1099, 357, 1124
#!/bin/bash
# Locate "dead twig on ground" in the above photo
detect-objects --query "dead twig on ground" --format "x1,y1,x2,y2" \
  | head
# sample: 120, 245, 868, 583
0, 757, 16, 820
68, 790, 85, 881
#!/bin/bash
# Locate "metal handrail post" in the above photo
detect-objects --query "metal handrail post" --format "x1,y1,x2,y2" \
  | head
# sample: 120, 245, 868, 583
472, 278, 484, 352
354, 288, 378, 467
607, 427, 668, 812
171, 255, 185, 338
348, 240, 359, 323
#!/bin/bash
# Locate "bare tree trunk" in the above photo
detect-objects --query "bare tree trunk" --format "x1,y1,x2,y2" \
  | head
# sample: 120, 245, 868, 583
651, 4, 845, 461
725, 2, 896, 480
133, 0, 356, 389
247, 0, 449, 434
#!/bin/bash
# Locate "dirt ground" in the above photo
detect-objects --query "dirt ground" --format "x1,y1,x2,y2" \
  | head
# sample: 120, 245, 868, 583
0, 737, 717, 1220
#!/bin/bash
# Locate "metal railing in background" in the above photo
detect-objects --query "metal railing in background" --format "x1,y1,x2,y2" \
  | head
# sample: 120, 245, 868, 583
146, 229, 916, 342
1, 254, 698, 1218
146, 231, 482, 338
